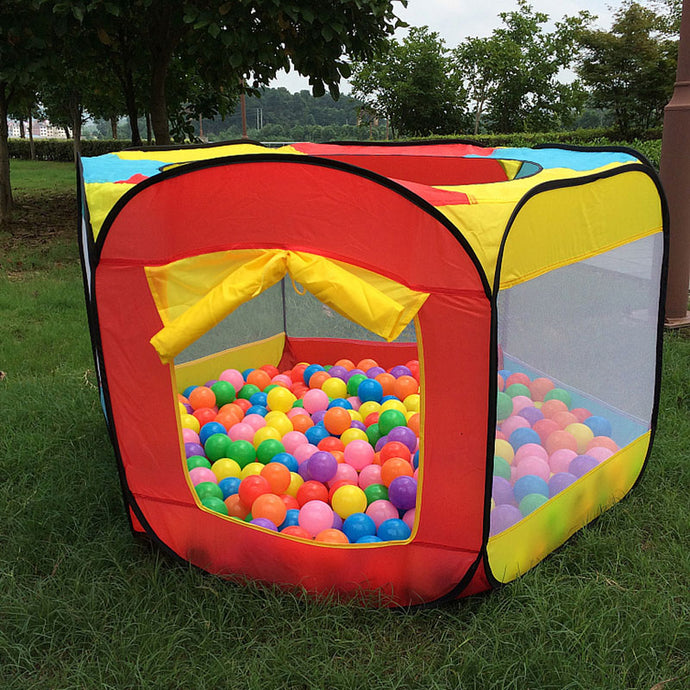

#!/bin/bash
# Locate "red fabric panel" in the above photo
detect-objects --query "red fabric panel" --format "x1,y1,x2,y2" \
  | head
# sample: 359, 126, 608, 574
96, 159, 492, 605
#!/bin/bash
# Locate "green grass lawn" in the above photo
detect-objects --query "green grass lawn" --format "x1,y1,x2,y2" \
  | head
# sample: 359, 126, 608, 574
0, 168, 688, 689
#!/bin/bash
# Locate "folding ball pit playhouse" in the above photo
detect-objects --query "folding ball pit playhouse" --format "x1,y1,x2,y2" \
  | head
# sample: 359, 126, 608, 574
78, 140, 667, 607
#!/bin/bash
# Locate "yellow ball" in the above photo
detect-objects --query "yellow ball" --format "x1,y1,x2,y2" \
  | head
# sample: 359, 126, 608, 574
266, 386, 296, 413
178, 402, 188, 416
403, 393, 420, 412
494, 438, 514, 463
240, 462, 265, 479
347, 408, 363, 423
565, 422, 594, 454
331, 485, 368, 518
180, 413, 200, 433
340, 427, 368, 445
285, 472, 304, 497
358, 401, 381, 420
252, 425, 281, 449
381, 399, 407, 414
211, 457, 242, 481
321, 376, 347, 400
264, 411, 293, 437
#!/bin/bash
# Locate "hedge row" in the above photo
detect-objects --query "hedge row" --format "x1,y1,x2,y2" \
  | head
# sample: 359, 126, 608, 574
7, 128, 663, 169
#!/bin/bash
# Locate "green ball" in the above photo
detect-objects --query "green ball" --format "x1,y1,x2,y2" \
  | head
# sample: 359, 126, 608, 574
238, 383, 260, 400
347, 374, 368, 397
204, 433, 233, 462
544, 387, 571, 408
365, 422, 381, 447
201, 495, 228, 515
256, 438, 285, 464
187, 455, 212, 471
264, 384, 278, 393
493, 455, 511, 480
211, 380, 236, 406
293, 399, 304, 408
505, 383, 531, 399
364, 483, 388, 505
519, 492, 548, 517
378, 409, 406, 436
196, 482, 224, 501
228, 439, 256, 468
496, 391, 513, 421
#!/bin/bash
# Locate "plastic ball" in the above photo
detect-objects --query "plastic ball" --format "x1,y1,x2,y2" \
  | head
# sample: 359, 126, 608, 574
188, 467, 217, 486
250, 517, 278, 531
377, 409, 407, 436
259, 462, 291, 494
587, 436, 618, 453
490, 504, 523, 535
515, 456, 550, 482
281, 525, 312, 539
252, 493, 288, 526
298, 500, 334, 537
296, 480, 329, 507
187, 455, 212, 472
377, 518, 411, 541
323, 407, 352, 436
342, 512, 377, 543
285, 472, 304, 498
211, 457, 242, 481
195, 481, 224, 501
303, 364, 325, 386
321, 377, 347, 400
386, 426, 417, 453
505, 382, 531, 399
302, 389, 329, 414
565, 422, 595, 454
365, 499, 398, 528
265, 386, 296, 413
210, 380, 236, 407
201, 495, 229, 515
492, 476, 515, 506
329, 462, 359, 488
227, 439, 256, 468
255, 438, 284, 464
307, 451, 338, 483
304, 424, 330, 447
189, 386, 216, 410
331, 484, 368, 518
519, 493, 548, 516
218, 476, 241, 499
569, 454, 599, 478
380, 458, 414, 487
315, 528, 349, 544
548, 448, 578, 474
508, 427, 540, 451
238, 475, 271, 507
496, 392, 513, 421
340, 427, 368, 445
342, 439, 375, 471
358, 378, 384, 403
358, 464, 383, 489
387, 475, 418, 511
185, 442, 205, 459
544, 429, 578, 456
356, 535, 382, 543
224, 494, 250, 519
363, 483, 388, 505
548, 472, 577, 497
513, 475, 549, 503
279, 508, 300, 529
493, 455, 511, 479
518, 406, 544, 425
544, 388, 572, 407
583, 415, 613, 438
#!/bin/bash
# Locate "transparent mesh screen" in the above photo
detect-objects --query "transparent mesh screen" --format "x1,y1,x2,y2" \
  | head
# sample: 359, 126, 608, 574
490, 234, 662, 537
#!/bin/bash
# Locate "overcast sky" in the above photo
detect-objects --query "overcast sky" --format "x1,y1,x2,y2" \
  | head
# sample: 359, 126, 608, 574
270, 0, 624, 93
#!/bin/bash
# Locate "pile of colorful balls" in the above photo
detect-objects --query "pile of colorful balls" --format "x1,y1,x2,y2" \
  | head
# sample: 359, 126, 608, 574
179, 359, 421, 544
490, 369, 619, 536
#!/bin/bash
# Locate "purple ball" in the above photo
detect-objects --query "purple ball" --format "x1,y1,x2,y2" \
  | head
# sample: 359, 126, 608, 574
389, 365, 412, 378
184, 442, 206, 458
374, 435, 389, 452
386, 426, 417, 452
182, 402, 193, 414
307, 451, 338, 483
569, 454, 599, 478
518, 406, 544, 425
350, 420, 367, 432
490, 504, 523, 536
331, 513, 343, 530
251, 517, 278, 531
311, 409, 327, 425
492, 476, 516, 506
204, 379, 219, 388
298, 459, 312, 481
343, 368, 366, 382
328, 365, 349, 381
388, 475, 418, 511
366, 366, 386, 378
548, 472, 578, 497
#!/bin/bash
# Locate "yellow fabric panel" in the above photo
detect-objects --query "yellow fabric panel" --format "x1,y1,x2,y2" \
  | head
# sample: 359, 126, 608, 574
147, 249, 429, 364
499, 170, 662, 289
113, 143, 301, 163
496, 158, 524, 181
487, 432, 650, 584
84, 181, 136, 241
173, 333, 286, 392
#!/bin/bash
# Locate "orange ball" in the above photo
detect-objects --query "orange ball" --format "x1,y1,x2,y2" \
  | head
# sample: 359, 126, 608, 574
224, 494, 250, 519
541, 399, 569, 419
552, 410, 579, 429
290, 414, 314, 434
357, 358, 379, 372
380, 457, 414, 487
215, 410, 241, 431
188, 386, 216, 410
334, 359, 355, 371
407, 413, 421, 436
308, 370, 331, 389
375, 373, 396, 397
379, 441, 411, 464
246, 369, 272, 390
315, 528, 349, 544
260, 364, 280, 378
260, 462, 291, 494
544, 429, 578, 456
323, 407, 352, 435
251, 493, 287, 526
393, 375, 418, 400
529, 377, 555, 402
587, 436, 619, 453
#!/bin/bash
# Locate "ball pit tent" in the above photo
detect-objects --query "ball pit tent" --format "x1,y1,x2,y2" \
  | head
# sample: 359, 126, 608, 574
78, 140, 667, 607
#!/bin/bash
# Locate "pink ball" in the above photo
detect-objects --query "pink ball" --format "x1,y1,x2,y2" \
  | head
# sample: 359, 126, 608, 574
243, 413, 266, 431
358, 464, 383, 489
271, 374, 293, 388
365, 499, 399, 528
219, 368, 244, 391
511, 395, 534, 414
500, 415, 531, 438
188, 467, 217, 486
570, 407, 592, 423
294, 443, 318, 464
302, 389, 329, 414
329, 462, 359, 487
495, 430, 506, 441
402, 508, 415, 531
182, 428, 200, 444
282, 430, 309, 453
549, 448, 577, 474
343, 439, 375, 471
287, 407, 309, 419
515, 456, 550, 481
347, 396, 361, 410
298, 500, 334, 537
515, 443, 548, 464
228, 422, 255, 442
506, 372, 531, 388
586, 446, 614, 462
413, 467, 419, 480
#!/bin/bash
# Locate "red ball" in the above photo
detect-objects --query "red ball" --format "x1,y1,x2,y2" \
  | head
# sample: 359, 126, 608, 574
193, 407, 218, 427
296, 480, 329, 507
379, 441, 412, 464
280, 494, 300, 511
281, 525, 312, 539
318, 435, 345, 453
238, 475, 271, 508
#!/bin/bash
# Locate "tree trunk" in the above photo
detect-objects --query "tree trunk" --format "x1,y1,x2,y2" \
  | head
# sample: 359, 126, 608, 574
19, 119, 25, 138
28, 111, 35, 160
146, 112, 152, 145
70, 94, 82, 160
111, 115, 118, 139
0, 83, 14, 225
63, 126, 71, 139
150, 55, 170, 145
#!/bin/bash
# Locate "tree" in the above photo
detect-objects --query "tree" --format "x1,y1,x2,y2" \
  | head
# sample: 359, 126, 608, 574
350, 26, 469, 137
576, 1, 678, 136
455, 1, 590, 134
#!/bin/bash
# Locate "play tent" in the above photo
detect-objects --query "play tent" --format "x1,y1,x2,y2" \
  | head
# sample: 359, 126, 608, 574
78, 140, 667, 607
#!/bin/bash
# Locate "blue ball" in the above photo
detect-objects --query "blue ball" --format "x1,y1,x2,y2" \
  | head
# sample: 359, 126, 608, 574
245, 405, 268, 417
218, 476, 241, 499
342, 512, 377, 543
513, 474, 549, 503
356, 535, 383, 544
303, 364, 325, 386
305, 424, 330, 446
381, 395, 398, 403
327, 398, 353, 410
199, 421, 227, 445
498, 369, 512, 382
377, 518, 411, 542
357, 378, 384, 403
279, 508, 300, 530
241, 368, 255, 379
412, 449, 419, 470
271, 452, 299, 473
182, 385, 198, 398
249, 391, 268, 407
584, 415, 612, 438
508, 426, 541, 451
